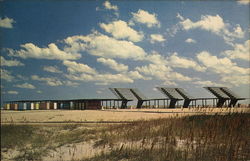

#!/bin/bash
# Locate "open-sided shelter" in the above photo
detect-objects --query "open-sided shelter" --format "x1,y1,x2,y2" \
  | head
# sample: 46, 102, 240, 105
156, 87, 183, 108
109, 88, 134, 108
204, 87, 230, 107
175, 88, 196, 108
220, 87, 245, 107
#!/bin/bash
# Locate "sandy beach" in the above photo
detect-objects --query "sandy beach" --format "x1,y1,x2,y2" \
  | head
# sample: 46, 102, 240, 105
1, 108, 249, 123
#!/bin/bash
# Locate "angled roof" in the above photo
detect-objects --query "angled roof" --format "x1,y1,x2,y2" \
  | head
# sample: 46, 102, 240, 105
204, 87, 230, 99
109, 88, 123, 99
220, 87, 244, 100
109, 88, 135, 100
157, 87, 183, 100
175, 88, 195, 100
130, 88, 148, 100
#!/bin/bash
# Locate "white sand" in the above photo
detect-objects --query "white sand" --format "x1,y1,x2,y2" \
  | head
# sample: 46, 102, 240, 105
1, 108, 249, 123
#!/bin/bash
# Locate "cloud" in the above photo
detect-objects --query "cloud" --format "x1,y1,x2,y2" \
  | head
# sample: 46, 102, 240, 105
0, 17, 15, 28
168, 52, 206, 72
185, 38, 196, 43
64, 31, 147, 60
63, 60, 97, 74
0, 56, 24, 67
8, 43, 81, 60
66, 73, 134, 85
220, 75, 249, 86
178, 14, 244, 44
127, 71, 150, 80
31, 74, 79, 87
43, 66, 63, 73
222, 40, 250, 61
193, 80, 224, 87
97, 58, 128, 72
237, 0, 250, 5
135, 63, 192, 83
100, 20, 144, 42
130, 9, 160, 28
163, 80, 177, 86
15, 83, 36, 89
145, 51, 166, 65
7, 91, 18, 95
62, 58, 149, 85
63, 80, 80, 87
37, 90, 42, 94
196, 51, 250, 86
150, 34, 166, 43
16, 74, 28, 80
31, 75, 63, 86
197, 51, 249, 75
96, 90, 103, 94
1, 69, 15, 82
103, 1, 118, 11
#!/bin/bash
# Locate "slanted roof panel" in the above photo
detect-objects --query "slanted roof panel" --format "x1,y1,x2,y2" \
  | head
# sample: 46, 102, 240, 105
115, 88, 135, 100
157, 87, 183, 100
109, 88, 123, 99
175, 88, 195, 99
204, 87, 230, 99
130, 88, 148, 100
220, 87, 242, 99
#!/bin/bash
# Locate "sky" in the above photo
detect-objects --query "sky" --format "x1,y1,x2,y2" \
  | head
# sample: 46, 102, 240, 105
1, 0, 250, 105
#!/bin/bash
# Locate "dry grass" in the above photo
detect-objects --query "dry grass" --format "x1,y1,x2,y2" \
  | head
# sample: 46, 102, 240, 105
86, 112, 250, 161
1, 108, 250, 161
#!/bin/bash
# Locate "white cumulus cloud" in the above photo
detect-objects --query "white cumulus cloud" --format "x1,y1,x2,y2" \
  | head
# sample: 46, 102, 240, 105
63, 60, 97, 74
168, 52, 206, 72
150, 34, 166, 43
222, 40, 250, 61
15, 83, 36, 89
1, 69, 15, 82
237, 0, 250, 5
103, 1, 118, 11
193, 80, 224, 87
7, 91, 18, 95
197, 51, 249, 75
31, 75, 63, 86
65, 73, 134, 85
97, 58, 128, 72
64, 32, 147, 60
43, 66, 63, 73
130, 9, 160, 28
100, 20, 144, 42
0, 17, 15, 28
0, 56, 24, 67
185, 38, 196, 43
178, 14, 244, 44
8, 43, 81, 60
136, 63, 192, 83
196, 51, 250, 86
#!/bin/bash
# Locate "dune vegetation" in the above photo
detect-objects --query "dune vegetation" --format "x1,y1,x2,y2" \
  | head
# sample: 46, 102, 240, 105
1, 111, 250, 161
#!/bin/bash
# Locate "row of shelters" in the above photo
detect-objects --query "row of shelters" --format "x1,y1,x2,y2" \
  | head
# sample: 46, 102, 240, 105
2, 87, 247, 110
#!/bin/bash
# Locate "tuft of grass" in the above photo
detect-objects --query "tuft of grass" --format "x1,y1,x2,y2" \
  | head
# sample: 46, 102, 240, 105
1, 124, 103, 161
1, 112, 250, 161
1, 125, 35, 149
86, 112, 250, 161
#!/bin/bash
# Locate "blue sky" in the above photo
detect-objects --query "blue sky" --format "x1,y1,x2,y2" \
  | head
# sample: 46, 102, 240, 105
1, 0, 250, 105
